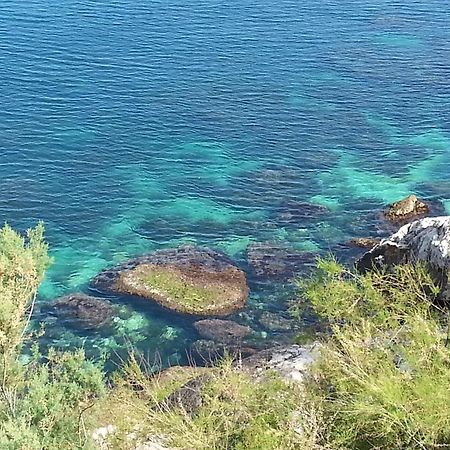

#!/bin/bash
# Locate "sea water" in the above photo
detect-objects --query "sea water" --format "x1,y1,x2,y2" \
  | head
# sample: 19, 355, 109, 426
1, 0, 449, 366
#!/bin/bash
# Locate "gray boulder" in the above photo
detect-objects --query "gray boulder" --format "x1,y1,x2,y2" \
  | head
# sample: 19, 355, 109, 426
239, 344, 319, 382
357, 216, 450, 272
357, 216, 450, 301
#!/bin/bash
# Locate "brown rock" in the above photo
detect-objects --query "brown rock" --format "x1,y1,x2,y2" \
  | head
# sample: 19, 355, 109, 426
347, 237, 381, 249
193, 319, 252, 344
49, 293, 116, 330
384, 195, 429, 223
91, 246, 249, 317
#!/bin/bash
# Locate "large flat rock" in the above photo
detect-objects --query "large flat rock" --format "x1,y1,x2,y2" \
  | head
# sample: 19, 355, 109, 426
91, 246, 249, 317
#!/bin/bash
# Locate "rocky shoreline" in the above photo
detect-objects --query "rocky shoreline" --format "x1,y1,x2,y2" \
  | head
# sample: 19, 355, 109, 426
47, 194, 448, 369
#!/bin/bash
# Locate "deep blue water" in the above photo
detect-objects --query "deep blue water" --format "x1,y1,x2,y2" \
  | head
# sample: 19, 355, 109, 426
1, 0, 450, 366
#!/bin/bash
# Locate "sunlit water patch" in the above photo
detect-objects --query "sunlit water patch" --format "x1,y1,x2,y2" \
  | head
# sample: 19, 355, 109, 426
1, 0, 449, 367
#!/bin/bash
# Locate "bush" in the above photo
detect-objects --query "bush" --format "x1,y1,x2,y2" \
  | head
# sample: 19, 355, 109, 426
91, 355, 320, 450
0, 224, 105, 449
298, 258, 450, 449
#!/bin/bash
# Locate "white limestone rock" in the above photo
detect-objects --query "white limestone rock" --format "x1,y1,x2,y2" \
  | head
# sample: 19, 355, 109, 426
358, 216, 450, 271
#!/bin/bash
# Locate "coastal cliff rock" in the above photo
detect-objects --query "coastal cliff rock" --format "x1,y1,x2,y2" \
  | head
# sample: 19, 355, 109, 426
91, 246, 249, 317
384, 194, 429, 223
357, 216, 450, 277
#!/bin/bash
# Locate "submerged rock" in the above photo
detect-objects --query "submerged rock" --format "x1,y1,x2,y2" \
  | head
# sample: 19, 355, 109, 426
275, 200, 329, 225
258, 311, 293, 332
246, 242, 315, 280
91, 246, 249, 317
384, 194, 429, 223
193, 319, 252, 345
47, 293, 117, 330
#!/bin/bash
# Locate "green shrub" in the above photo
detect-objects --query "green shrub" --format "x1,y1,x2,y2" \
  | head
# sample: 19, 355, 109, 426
298, 258, 450, 449
0, 222, 51, 359
92, 356, 321, 450
0, 224, 105, 449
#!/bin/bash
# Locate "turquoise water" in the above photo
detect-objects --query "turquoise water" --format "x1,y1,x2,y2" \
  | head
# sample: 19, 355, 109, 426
1, 0, 450, 365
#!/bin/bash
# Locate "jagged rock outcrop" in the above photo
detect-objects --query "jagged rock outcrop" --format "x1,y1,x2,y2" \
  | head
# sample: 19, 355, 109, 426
356, 216, 450, 301
357, 216, 450, 276
239, 344, 319, 382
91, 246, 249, 317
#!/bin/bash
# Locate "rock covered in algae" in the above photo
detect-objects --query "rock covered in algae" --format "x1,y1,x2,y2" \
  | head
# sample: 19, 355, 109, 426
47, 293, 117, 330
384, 194, 429, 223
91, 246, 249, 317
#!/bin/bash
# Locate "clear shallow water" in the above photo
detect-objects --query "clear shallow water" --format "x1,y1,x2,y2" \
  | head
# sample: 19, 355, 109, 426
1, 0, 450, 366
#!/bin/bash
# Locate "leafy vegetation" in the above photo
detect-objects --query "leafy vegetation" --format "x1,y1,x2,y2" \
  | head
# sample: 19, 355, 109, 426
2, 222, 450, 449
91, 355, 311, 450
0, 223, 105, 449
299, 257, 450, 449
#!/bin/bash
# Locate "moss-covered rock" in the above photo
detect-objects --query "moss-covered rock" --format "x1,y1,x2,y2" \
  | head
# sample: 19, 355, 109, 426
91, 246, 249, 316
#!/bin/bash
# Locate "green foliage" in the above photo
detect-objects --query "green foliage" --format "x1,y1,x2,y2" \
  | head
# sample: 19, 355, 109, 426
0, 348, 105, 449
298, 257, 450, 449
0, 223, 105, 449
7, 221, 450, 450
0, 222, 51, 358
93, 358, 318, 450
298, 256, 439, 329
